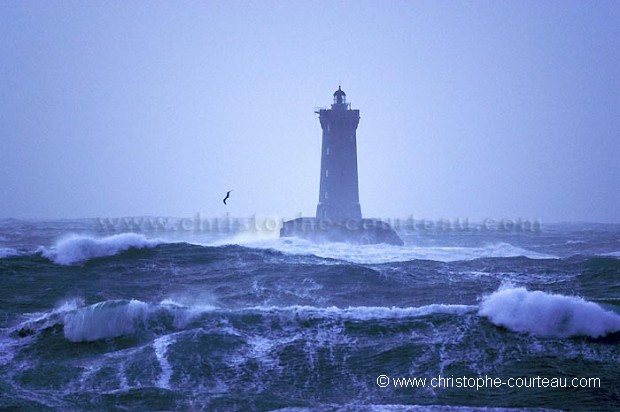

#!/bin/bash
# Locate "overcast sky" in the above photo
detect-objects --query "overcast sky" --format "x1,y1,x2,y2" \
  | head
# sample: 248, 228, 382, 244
1, 1, 618, 223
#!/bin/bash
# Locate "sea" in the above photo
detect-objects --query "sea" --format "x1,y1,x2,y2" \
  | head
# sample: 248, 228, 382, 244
0, 217, 619, 411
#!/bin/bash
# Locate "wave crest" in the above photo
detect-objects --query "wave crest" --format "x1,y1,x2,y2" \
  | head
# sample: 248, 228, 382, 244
479, 286, 620, 338
43, 233, 161, 265
63, 299, 149, 342
227, 239, 557, 264
248, 304, 476, 320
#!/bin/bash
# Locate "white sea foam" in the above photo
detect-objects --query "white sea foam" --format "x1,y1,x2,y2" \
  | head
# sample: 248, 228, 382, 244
242, 304, 476, 320
153, 334, 174, 389
153, 302, 475, 321
43, 233, 162, 265
0, 340, 17, 368
479, 286, 620, 338
217, 237, 557, 263
157, 300, 475, 326
64, 299, 149, 342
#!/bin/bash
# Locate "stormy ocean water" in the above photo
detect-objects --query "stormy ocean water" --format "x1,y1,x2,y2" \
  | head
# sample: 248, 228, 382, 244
1, 218, 619, 411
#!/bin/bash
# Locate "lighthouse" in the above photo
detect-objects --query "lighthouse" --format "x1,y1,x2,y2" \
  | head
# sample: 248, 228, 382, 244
316, 86, 362, 221
280, 87, 403, 246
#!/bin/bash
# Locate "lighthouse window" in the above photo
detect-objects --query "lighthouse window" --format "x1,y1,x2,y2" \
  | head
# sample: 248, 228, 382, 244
327, 124, 330, 132
325, 169, 329, 177
326, 147, 330, 155
325, 191, 329, 200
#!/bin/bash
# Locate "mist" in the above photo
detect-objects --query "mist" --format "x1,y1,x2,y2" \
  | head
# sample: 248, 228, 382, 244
1, 1, 618, 223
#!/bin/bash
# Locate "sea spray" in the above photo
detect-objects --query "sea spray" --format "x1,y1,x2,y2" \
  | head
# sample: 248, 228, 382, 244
218, 238, 558, 264
479, 286, 620, 338
63, 299, 149, 342
43, 233, 162, 265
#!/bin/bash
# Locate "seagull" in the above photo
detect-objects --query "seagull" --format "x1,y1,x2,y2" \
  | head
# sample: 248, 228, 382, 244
223, 190, 233, 205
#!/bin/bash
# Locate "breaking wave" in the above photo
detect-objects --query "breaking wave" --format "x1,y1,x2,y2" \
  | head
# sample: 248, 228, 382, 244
40, 290, 620, 343
479, 286, 620, 338
57, 299, 476, 343
239, 303, 476, 320
63, 299, 150, 342
223, 238, 557, 264
42, 233, 162, 265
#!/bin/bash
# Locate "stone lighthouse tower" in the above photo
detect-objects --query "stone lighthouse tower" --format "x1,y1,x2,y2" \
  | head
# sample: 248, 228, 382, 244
280, 87, 403, 246
316, 86, 362, 221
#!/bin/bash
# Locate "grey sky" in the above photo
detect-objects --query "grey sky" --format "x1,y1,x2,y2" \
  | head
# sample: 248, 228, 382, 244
1, 1, 618, 223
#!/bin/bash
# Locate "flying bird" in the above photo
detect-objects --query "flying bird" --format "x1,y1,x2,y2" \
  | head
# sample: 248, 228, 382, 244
223, 190, 233, 205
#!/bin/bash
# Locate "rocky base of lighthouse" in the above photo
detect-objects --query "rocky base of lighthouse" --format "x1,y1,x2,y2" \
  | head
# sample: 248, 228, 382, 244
280, 217, 404, 246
